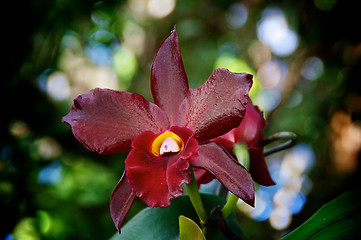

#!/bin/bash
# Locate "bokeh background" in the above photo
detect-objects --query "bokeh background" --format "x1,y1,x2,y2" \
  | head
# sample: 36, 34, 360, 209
2, 0, 360, 239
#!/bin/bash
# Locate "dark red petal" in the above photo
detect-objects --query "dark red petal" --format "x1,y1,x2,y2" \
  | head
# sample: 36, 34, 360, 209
151, 26, 190, 125
212, 129, 237, 153
249, 147, 275, 186
193, 168, 215, 187
180, 69, 252, 143
110, 171, 136, 233
62, 88, 169, 155
234, 100, 267, 147
125, 127, 198, 207
191, 142, 255, 206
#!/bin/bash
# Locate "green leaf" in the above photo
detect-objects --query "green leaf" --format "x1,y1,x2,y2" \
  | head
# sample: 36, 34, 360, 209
110, 193, 246, 240
179, 215, 206, 240
281, 190, 361, 240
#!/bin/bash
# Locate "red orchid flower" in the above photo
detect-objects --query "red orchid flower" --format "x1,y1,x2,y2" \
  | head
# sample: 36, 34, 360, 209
197, 100, 275, 186
62, 26, 255, 233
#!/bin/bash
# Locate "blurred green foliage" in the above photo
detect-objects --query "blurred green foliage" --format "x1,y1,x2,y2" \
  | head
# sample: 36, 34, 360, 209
2, 0, 360, 239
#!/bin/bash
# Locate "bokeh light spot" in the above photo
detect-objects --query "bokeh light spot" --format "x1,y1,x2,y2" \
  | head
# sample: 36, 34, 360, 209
34, 137, 62, 159
85, 42, 113, 66
248, 41, 272, 68
226, 3, 248, 29
91, 7, 111, 27
257, 58, 288, 88
10, 120, 30, 139
37, 211, 52, 234
61, 32, 82, 53
257, 7, 298, 56
147, 0, 175, 18
254, 88, 281, 111
113, 46, 138, 88
123, 21, 146, 56
301, 57, 324, 80
269, 206, 292, 230
3, 234, 13, 240
89, 30, 116, 45
38, 162, 63, 185
274, 189, 306, 214
286, 90, 303, 108
282, 144, 315, 177
13, 218, 40, 240
46, 72, 71, 100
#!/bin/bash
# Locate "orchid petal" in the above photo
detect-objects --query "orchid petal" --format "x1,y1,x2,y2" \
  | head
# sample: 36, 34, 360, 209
151, 26, 190, 125
193, 168, 215, 187
180, 68, 252, 143
125, 127, 198, 207
62, 88, 169, 155
233, 101, 274, 185
191, 142, 255, 206
249, 147, 275, 186
110, 171, 136, 233
234, 100, 267, 146
212, 129, 237, 153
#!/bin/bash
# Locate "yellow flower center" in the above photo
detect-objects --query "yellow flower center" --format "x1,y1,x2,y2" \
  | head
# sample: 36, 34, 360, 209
151, 131, 184, 156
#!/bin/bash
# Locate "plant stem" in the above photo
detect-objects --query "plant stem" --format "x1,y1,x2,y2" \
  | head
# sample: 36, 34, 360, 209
233, 144, 250, 170
221, 193, 239, 219
186, 168, 208, 225
221, 143, 249, 219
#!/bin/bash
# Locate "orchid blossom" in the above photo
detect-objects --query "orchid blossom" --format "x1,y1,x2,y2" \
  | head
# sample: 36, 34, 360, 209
62, 26, 255, 233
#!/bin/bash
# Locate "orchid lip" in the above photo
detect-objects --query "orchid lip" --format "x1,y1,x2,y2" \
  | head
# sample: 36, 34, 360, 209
151, 131, 184, 156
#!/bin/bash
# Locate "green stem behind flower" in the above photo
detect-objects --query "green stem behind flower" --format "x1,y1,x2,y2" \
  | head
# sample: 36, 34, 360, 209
233, 144, 250, 170
221, 193, 239, 219
186, 168, 208, 225
221, 144, 250, 219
